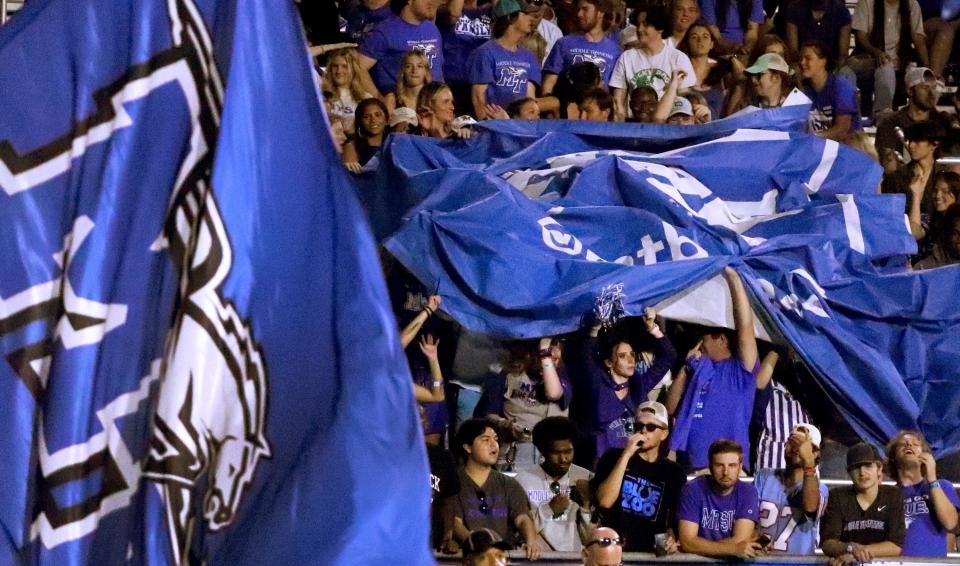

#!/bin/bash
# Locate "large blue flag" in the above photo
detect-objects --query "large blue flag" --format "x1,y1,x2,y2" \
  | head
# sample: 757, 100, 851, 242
358, 119, 960, 458
0, 0, 431, 564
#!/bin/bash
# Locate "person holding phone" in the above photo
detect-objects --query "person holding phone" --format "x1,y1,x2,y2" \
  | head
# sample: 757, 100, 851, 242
886, 430, 960, 557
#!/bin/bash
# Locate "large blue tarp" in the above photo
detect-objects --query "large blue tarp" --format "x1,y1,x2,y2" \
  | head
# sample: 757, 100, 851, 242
357, 116, 960, 458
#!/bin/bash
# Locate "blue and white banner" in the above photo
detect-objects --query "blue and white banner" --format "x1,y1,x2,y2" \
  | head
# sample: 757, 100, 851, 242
359, 118, 960, 458
0, 0, 431, 564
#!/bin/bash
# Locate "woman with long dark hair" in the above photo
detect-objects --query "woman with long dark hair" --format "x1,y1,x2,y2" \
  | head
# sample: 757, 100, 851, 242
342, 97, 389, 172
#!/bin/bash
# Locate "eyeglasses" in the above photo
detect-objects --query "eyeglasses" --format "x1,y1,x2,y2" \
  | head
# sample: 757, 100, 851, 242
633, 422, 666, 433
585, 536, 623, 548
477, 490, 490, 515
550, 481, 561, 495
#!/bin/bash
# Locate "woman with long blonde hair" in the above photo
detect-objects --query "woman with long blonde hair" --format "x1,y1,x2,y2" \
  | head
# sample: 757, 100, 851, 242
321, 48, 371, 135
389, 50, 432, 113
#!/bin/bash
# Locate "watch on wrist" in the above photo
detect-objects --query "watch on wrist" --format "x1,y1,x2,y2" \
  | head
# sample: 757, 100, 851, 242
846, 543, 855, 555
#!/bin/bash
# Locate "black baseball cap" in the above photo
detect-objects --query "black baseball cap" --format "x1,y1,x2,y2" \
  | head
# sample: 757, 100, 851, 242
846, 442, 882, 470
463, 528, 512, 555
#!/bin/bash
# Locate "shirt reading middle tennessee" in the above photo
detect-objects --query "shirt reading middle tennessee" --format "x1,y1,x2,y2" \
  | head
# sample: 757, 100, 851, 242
543, 34, 623, 85
678, 476, 759, 540
467, 40, 542, 107
360, 16, 445, 95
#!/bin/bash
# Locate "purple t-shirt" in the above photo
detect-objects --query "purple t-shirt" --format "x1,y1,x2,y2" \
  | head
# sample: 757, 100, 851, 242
669, 356, 759, 470
360, 16, 444, 94
804, 73, 862, 133
441, 7, 492, 83
467, 40, 542, 107
901, 480, 960, 556
543, 34, 623, 85
678, 476, 760, 541
700, 0, 764, 44
345, 3, 393, 44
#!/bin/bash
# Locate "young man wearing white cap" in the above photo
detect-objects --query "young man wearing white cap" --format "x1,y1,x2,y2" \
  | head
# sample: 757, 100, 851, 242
875, 66, 946, 173
754, 424, 829, 555
592, 401, 686, 554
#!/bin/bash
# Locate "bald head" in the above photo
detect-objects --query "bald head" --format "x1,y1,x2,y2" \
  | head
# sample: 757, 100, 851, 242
583, 527, 623, 566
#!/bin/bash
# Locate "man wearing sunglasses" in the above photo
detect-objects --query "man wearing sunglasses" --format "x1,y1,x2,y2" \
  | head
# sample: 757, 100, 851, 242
582, 527, 624, 566
452, 418, 542, 560
593, 401, 686, 554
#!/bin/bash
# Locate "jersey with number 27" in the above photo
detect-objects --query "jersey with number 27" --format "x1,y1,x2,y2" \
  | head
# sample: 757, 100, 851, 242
754, 468, 829, 555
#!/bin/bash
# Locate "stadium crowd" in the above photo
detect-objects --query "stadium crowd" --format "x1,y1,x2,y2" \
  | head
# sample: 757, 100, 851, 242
300, 0, 960, 562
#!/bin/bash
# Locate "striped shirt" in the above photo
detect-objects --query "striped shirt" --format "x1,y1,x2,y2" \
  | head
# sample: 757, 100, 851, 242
755, 381, 811, 470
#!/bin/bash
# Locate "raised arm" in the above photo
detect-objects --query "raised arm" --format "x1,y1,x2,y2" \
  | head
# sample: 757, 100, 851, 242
539, 337, 564, 401
399, 295, 441, 348
723, 266, 758, 371
653, 70, 685, 123
418, 334, 445, 402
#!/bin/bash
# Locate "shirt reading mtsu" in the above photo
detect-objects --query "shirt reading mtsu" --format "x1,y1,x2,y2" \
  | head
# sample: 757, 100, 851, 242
900, 480, 960, 556
360, 16, 444, 94
467, 40, 542, 107
543, 34, 623, 85
677, 475, 759, 541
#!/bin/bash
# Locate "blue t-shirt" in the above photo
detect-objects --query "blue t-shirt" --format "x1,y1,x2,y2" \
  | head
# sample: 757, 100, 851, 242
669, 356, 760, 470
360, 16, 444, 94
345, 3, 393, 44
804, 73, 862, 133
901, 480, 960, 556
543, 34, 623, 85
467, 40, 542, 107
678, 476, 760, 541
441, 7, 492, 83
784, 0, 851, 64
754, 468, 829, 555
700, 0, 765, 43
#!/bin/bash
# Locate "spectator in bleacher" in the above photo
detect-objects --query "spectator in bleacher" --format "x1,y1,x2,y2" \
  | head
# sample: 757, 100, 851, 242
754, 424, 829, 554
609, 7, 697, 120
667, 267, 761, 473
628, 85, 660, 122
914, 171, 960, 256
820, 442, 905, 565
847, 0, 929, 117
744, 52, 796, 108
669, 0, 703, 48
654, 70, 714, 123
389, 105, 419, 133
514, 416, 594, 551
680, 23, 732, 119
452, 418, 542, 559
414, 81, 471, 138
467, 0, 544, 119
582, 309, 676, 459
752, 352, 817, 471
801, 42, 861, 141
543, 0, 623, 94
343, 98, 390, 172
581, 527, 624, 566
427, 438, 461, 551
919, 0, 959, 77
474, 338, 571, 469
915, 202, 960, 268
751, 33, 799, 67
389, 50, 432, 112
528, 3, 565, 66
544, 61, 603, 118
322, 48, 373, 136
699, 0, 764, 55
875, 66, 945, 173
785, 0, 852, 70
574, 86, 615, 120
593, 401, 686, 554
677, 439, 764, 558
507, 96, 542, 118
345, 0, 393, 44
460, 528, 510, 566
359, 0, 444, 98
886, 430, 960, 557
882, 120, 945, 233
439, 0, 493, 115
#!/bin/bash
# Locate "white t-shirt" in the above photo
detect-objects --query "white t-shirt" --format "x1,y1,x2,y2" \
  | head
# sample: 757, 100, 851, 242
608, 42, 697, 98
538, 19, 564, 66
514, 463, 593, 552
851, 0, 924, 67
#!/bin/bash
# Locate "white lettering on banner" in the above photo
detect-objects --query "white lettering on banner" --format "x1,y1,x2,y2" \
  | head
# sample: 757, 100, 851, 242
637, 235, 665, 265
756, 272, 829, 319
661, 222, 708, 260
538, 215, 706, 263
538, 217, 583, 255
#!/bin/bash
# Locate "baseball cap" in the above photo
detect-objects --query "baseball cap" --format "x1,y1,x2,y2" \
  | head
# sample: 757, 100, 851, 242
620, 24, 639, 49
792, 423, 821, 449
846, 442, 882, 471
745, 53, 792, 75
388, 107, 418, 128
636, 401, 669, 428
463, 528, 512, 555
905, 66, 936, 89
667, 97, 693, 118
493, 0, 543, 17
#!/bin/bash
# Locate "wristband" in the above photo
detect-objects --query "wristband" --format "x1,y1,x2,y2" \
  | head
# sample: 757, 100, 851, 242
422, 306, 434, 317
541, 361, 554, 369
930, 480, 943, 491
803, 466, 817, 476
432, 380, 443, 388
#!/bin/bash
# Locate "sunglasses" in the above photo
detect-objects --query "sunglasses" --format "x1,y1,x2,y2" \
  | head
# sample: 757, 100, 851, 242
633, 422, 666, 433
585, 536, 623, 548
477, 490, 490, 515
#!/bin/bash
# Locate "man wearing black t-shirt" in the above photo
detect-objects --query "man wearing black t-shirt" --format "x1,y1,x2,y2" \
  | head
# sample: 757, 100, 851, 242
820, 442, 905, 566
592, 401, 686, 554
428, 443, 461, 551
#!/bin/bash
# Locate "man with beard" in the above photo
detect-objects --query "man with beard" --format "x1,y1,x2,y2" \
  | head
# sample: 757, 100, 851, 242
515, 417, 594, 551
875, 66, 946, 173
754, 424, 829, 555
452, 418, 542, 560
593, 401, 686, 554
542, 0, 623, 92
